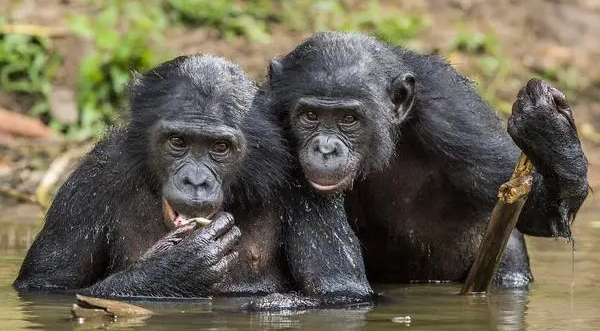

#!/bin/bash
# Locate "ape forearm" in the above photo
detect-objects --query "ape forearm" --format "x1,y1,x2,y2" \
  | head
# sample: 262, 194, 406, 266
284, 191, 373, 301
14, 252, 94, 292
80, 257, 211, 299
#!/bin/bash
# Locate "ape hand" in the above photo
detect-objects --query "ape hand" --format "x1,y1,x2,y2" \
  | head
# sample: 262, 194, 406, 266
151, 211, 240, 295
83, 212, 240, 298
507, 78, 588, 237
179, 212, 241, 288
140, 222, 199, 259
508, 78, 579, 163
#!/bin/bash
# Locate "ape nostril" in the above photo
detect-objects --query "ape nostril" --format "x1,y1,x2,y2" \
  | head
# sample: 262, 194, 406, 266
183, 176, 210, 189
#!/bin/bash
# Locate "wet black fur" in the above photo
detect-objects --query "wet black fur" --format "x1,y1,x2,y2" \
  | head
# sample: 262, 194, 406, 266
264, 31, 588, 287
13, 55, 286, 296
14, 54, 372, 309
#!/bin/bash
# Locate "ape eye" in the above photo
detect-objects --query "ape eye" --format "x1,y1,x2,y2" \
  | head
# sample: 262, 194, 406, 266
340, 115, 357, 125
305, 111, 318, 121
211, 141, 230, 155
168, 135, 187, 149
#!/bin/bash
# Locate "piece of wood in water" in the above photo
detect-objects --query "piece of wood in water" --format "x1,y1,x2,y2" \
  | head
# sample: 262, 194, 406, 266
71, 294, 153, 319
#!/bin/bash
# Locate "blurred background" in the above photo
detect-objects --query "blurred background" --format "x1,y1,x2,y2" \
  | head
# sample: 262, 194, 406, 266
0, 0, 599, 218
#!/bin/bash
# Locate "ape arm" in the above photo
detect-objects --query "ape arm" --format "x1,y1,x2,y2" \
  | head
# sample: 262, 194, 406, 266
283, 183, 373, 304
242, 184, 373, 311
79, 214, 239, 299
13, 155, 111, 291
507, 79, 588, 237
408, 63, 587, 238
13, 220, 107, 291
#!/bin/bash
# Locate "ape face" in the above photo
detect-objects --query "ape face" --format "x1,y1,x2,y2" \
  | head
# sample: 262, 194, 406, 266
290, 97, 372, 192
150, 117, 247, 228
268, 33, 415, 193
126, 55, 255, 228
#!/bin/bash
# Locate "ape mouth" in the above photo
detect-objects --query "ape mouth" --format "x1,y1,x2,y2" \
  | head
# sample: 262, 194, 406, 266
308, 175, 352, 193
162, 199, 212, 229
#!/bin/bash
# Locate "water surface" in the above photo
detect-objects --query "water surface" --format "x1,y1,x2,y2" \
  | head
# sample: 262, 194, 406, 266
1, 202, 599, 330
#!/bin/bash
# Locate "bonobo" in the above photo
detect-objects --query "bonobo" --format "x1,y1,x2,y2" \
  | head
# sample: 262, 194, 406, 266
14, 54, 372, 308
264, 31, 588, 287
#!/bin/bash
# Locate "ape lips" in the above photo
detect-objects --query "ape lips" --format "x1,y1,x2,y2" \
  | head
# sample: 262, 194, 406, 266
162, 199, 211, 229
308, 174, 353, 193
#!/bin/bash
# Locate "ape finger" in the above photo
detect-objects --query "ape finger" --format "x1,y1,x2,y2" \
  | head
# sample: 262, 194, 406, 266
548, 86, 568, 109
160, 222, 198, 246
214, 225, 241, 258
170, 221, 199, 238
195, 212, 235, 241
525, 78, 548, 103
549, 87, 577, 133
140, 222, 198, 260
211, 251, 239, 274
511, 87, 531, 115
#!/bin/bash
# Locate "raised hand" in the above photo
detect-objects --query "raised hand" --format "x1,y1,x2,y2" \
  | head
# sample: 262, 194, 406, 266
508, 78, 588, 238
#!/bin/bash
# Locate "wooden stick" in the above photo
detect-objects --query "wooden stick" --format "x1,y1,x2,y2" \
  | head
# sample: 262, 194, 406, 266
460, 152, 533, 294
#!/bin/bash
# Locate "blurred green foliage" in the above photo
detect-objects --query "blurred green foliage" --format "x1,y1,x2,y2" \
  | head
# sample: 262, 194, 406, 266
0, 26, 61, 122
339, 1, 425, 47
450, 30, 499, 55
448, 29, 514, 115
166, 0, 273, 41
0, 0, 580, 138
0, 0, 425, 138
67, 0, 171, 138
14, 0, 425, 139
448, 28, 581, 115
165, 0, 425, 45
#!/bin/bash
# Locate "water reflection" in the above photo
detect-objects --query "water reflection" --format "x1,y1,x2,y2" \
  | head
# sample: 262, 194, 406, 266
1, 202, 599, 330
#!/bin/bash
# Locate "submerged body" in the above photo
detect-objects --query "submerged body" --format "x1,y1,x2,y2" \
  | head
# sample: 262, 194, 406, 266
14, 54, 372, 309
265, 31, 588, 287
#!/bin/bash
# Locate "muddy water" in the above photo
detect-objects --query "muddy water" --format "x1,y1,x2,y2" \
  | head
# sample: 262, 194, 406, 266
1, 202, 599, 331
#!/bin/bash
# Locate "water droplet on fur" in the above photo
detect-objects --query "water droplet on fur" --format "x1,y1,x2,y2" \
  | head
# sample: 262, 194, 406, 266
304, 201, 311, 212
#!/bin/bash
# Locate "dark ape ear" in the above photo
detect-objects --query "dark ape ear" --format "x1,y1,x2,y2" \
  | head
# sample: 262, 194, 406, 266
268, 60, 283, 81
389, 73, 415, 124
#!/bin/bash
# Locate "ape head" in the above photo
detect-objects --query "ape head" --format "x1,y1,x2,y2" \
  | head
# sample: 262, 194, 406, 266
124, 55, 257, 228
268, 32, 415, 193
